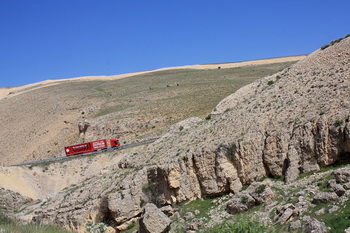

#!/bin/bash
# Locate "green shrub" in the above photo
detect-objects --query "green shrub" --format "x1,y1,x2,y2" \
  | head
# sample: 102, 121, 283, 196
321, 44, 330, 50
330, 38, 343, 45
85, 221, 107, 233
0, 212, 72, 233
205, 218, 276, 233
267, 80, 274, 86
241, 196, 249, 204
321, 35, 349, 50
334, 120, 343, 127
320, 199, 350, 232
256, 184, 266, 194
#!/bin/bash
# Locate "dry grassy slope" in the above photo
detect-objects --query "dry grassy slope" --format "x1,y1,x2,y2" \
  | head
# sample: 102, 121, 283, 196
142, 37, 350, 181
0, 57, 301, 166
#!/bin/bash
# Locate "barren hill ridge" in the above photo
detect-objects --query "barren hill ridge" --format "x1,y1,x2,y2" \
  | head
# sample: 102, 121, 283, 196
3, 36, 348, 232
0, 55, 303, 166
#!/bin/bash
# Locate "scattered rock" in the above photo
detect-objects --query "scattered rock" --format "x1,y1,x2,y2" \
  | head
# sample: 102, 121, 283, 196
0, 187, 32, 210
304, 218, 329, 233
185, 218, 205, 231
118, 153, 137, 168
314, 208, 325, 216
289, 220, 302, 231
331, 183, 346, 197
343, 182, 350, 190
334, 168, 350, 183
311, 192, 338, 204
160, 205, 175, 217
174, 212, 182, 221
302, 215, 311, 222
183, 212, 195, 221
161, 117, 202, 140
328, 205, 340, 213
295, 198, 309, 215
274, 204, 299, 224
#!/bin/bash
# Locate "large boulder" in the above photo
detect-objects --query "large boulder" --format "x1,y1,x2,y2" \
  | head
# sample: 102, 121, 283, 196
246, 182, 275, 204
304, 218, 329, 233
274, 204, 299, 224
225, 192, 255, 214
312, 192, 338, 204
139, 203, 171, 233
330, 183, 346, 197
334, 168, 350, 183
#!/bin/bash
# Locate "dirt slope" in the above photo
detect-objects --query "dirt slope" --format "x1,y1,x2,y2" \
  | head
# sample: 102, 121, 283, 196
0, 57, 301, 166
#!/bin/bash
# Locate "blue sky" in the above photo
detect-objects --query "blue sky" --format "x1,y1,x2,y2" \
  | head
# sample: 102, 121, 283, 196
1, 0, 349, 87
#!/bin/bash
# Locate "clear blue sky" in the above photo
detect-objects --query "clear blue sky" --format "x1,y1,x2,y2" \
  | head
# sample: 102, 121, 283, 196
1, 0, 349, 87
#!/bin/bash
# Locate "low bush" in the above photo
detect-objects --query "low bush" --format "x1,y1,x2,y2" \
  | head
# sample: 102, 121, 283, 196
0, 212, 72, 233
205, 218, 277, 233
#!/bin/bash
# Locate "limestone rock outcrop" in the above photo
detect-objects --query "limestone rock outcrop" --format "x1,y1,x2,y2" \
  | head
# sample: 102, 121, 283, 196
139, 203, 171, 233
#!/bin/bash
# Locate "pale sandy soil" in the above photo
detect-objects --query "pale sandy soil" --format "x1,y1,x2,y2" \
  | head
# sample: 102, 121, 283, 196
0, 55, 306, 101
0, 146, 135, 199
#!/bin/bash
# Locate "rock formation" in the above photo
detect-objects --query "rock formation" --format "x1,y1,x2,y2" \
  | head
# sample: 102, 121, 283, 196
9, 36, 350, 232
138, 203, 172, 233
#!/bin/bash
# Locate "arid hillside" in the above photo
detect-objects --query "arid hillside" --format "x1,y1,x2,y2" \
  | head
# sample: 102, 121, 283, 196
0, 57, 302, 166
2, 35, 348, 233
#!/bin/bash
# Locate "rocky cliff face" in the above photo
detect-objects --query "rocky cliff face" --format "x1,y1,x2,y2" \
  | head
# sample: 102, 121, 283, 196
14, 36, 350, 232
131, 36, 350, 204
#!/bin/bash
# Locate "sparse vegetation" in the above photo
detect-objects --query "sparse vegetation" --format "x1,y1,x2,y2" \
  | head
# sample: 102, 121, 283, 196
91, 62, 296, 128
205, 218, 277, 233
176, 198, 216, 220
240, 196, 249, 204
319, 199, 350, 233
85, 221, 107, 233
255, 184, 266, 194
205, 114, 211, 120
321, 34, 349, 50
123, 220, 139, 233
0, 211, 72, 233
298, 162, 350, 179
334, 119, 343, 127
